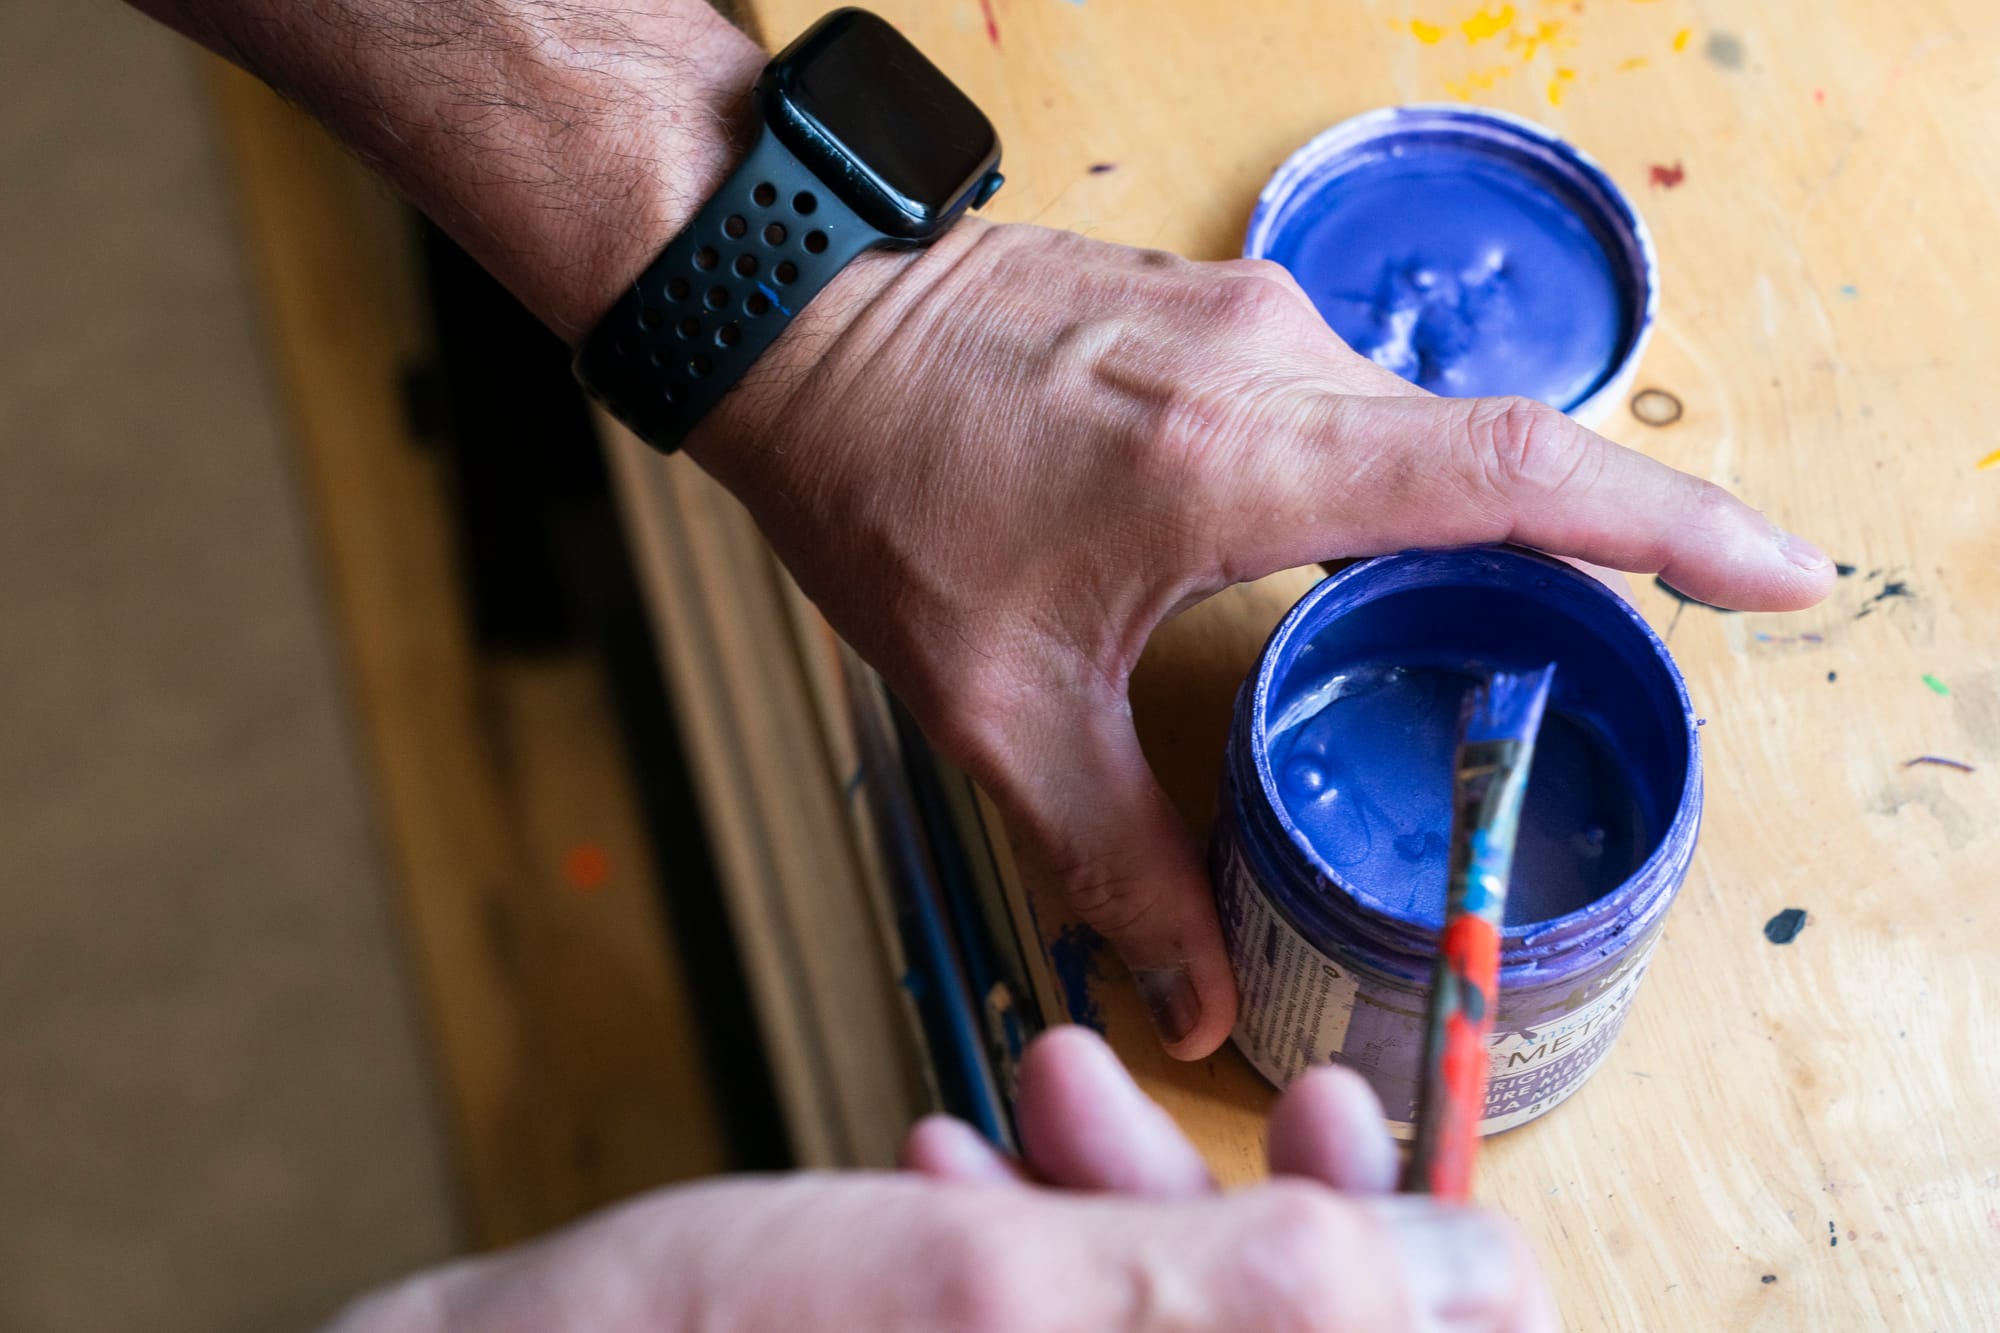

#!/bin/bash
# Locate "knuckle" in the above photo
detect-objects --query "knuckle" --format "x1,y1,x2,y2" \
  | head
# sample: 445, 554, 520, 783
1209, 263, 1311, 331
1224, 1185, 1375, 1331
1677, 474, 1739, 532
919, 1204, 1039, 1332
1465, 395, 1591, 496
1223, 256, 1310, 299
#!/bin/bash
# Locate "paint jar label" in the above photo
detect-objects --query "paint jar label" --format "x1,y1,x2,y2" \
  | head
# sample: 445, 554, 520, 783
1219, 837, 1361, 1087
1218, 837, 1659, 1135
1477, 945, 1656, 1132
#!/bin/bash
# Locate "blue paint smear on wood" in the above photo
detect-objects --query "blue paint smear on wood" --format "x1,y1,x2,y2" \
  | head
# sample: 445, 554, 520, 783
1049, 923, 1108, 1032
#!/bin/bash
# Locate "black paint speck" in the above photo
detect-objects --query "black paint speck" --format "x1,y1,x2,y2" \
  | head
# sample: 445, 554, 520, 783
1829, 1220, 1838, 1248
1764, 908, 1809, 944
1088, 162, 1118, 174
1835, 563, 1857, 577
1874, 580, 1914, 602
1653, 576, 1736, 612
1761, 1274, 1778, 1284
1827, 671, 1838, 683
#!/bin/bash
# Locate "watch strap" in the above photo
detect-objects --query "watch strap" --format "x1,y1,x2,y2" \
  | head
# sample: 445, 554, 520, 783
573, 127, 882, 453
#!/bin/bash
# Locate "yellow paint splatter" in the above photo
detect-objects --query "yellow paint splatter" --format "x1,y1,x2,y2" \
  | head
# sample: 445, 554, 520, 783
1508, 19, 1567, 62
1977, 448, 2000, 471
1556, 66, 1576, 79
1619, 55, 1650, 71
1444, 62, 1515, 100
1547, 76, 1566, 105
1462, 5, 1517, 43
1410, 18, 1447, 43
1673, 27, 1693, 52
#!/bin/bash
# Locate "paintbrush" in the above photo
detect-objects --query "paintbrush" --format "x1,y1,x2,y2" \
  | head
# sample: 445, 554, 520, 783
1401, 663, 1557, 1199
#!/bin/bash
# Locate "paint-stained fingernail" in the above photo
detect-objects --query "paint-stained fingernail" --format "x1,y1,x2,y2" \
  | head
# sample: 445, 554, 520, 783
1133, 966, 1201, 1047
1372, 1199, 1524, 1324
1774, 526, 1830, 572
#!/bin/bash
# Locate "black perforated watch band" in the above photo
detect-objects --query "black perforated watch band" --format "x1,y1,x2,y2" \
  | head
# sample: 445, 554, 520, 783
572, 129, 881, 454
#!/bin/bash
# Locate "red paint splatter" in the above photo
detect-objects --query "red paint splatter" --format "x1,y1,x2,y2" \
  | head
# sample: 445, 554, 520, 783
1649, 161, 1687, 189
1813, 88, 1826, 104
563, 842, 610, 892
977, 0, 1000, 47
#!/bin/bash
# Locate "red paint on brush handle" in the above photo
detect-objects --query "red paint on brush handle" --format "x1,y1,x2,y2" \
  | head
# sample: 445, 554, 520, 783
1428, 914, 1502, 1197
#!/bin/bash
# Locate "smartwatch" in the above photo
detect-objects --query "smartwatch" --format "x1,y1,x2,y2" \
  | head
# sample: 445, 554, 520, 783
573, 8, 1005, 453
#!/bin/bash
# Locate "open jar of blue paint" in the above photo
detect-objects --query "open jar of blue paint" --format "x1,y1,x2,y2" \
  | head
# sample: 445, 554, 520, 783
1212, 547, 1700, 1135
1246, 105, 1657, 427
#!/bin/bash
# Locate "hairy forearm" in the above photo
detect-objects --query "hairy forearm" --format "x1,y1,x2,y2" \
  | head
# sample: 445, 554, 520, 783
134, 0, 765, 338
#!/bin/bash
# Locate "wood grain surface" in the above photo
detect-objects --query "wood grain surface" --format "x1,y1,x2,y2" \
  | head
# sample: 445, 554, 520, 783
726, 0, 2000, 1325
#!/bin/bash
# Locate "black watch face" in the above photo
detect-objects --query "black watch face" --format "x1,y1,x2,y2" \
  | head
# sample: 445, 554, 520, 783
768, 10, 1000, 237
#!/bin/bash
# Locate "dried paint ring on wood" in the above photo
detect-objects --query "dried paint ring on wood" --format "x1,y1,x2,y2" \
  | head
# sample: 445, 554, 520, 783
1212, 547, 1701, 1136
1630, 387, 1684, 426
1245, 105, 1659, 428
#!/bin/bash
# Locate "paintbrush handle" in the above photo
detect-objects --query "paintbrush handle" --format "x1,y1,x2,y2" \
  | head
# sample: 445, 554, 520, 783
1402, 666, 1555, 1198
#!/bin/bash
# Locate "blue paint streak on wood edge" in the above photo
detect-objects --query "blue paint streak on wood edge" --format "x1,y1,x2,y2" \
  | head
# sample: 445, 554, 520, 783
1048, 923, 1109, 1033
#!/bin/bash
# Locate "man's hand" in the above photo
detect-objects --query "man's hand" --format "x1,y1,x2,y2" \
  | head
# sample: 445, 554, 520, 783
693, 220, 1836, 1055
129, 0, 1835, 1055
330, 1028, 1558, 1332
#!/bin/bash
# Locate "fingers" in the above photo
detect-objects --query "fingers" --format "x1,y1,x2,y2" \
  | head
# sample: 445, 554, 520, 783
989, 695, 1238, 1059
899, 1115, 1028, 1187
1266, 1064, 1399, 1194
1264, 392, 1835, 612
1014, 1026, 1215, 1196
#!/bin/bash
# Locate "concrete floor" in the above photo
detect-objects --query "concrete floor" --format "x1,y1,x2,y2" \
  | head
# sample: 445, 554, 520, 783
0, 4, 460, 1329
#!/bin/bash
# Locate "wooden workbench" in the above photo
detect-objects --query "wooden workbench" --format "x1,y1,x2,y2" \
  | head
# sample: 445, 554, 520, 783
641, 0, 2000, 1326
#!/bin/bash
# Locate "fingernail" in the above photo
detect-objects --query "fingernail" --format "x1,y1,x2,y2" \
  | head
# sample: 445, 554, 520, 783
1773, 524, 1830, 572
1372, 1199, 1521, 1323
1132, 966, 1201, 1047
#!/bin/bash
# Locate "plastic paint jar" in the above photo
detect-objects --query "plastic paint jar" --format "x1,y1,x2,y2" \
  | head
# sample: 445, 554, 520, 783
1245, 105, 1657, 428
1212, 547, 1699, 1135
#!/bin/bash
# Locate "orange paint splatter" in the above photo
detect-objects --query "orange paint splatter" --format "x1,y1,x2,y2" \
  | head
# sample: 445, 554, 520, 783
1649, 161, 1686, 189
1673, 26, 1692, 52
1977, 448, 2000, 471
1461, 4, 1517, 42
1410, 17, 1448, 43
1814, 88, 1826, 104
563, 843, 611, 892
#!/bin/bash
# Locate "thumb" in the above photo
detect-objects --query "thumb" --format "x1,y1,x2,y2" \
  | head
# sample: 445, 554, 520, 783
1260, 393, 1838, 612
983, 689, 1238, 1059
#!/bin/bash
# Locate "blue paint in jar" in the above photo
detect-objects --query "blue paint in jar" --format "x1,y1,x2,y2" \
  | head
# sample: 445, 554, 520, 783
1245, 106, 1658, 426
1212, 548, 1700, 1134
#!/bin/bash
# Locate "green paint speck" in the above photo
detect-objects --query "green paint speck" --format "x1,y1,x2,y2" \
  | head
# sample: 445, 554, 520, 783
1922, 673, 1951, 696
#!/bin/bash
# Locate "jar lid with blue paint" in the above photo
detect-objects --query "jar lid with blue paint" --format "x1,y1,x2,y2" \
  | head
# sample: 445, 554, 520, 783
1246, 105, 1658, 427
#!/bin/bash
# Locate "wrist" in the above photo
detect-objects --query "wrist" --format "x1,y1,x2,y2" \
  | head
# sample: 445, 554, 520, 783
423, 9, 767, 340
684, 218, 994, 498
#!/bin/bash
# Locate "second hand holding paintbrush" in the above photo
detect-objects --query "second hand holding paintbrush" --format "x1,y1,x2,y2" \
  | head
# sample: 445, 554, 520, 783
1401, 663, 1558, 1199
